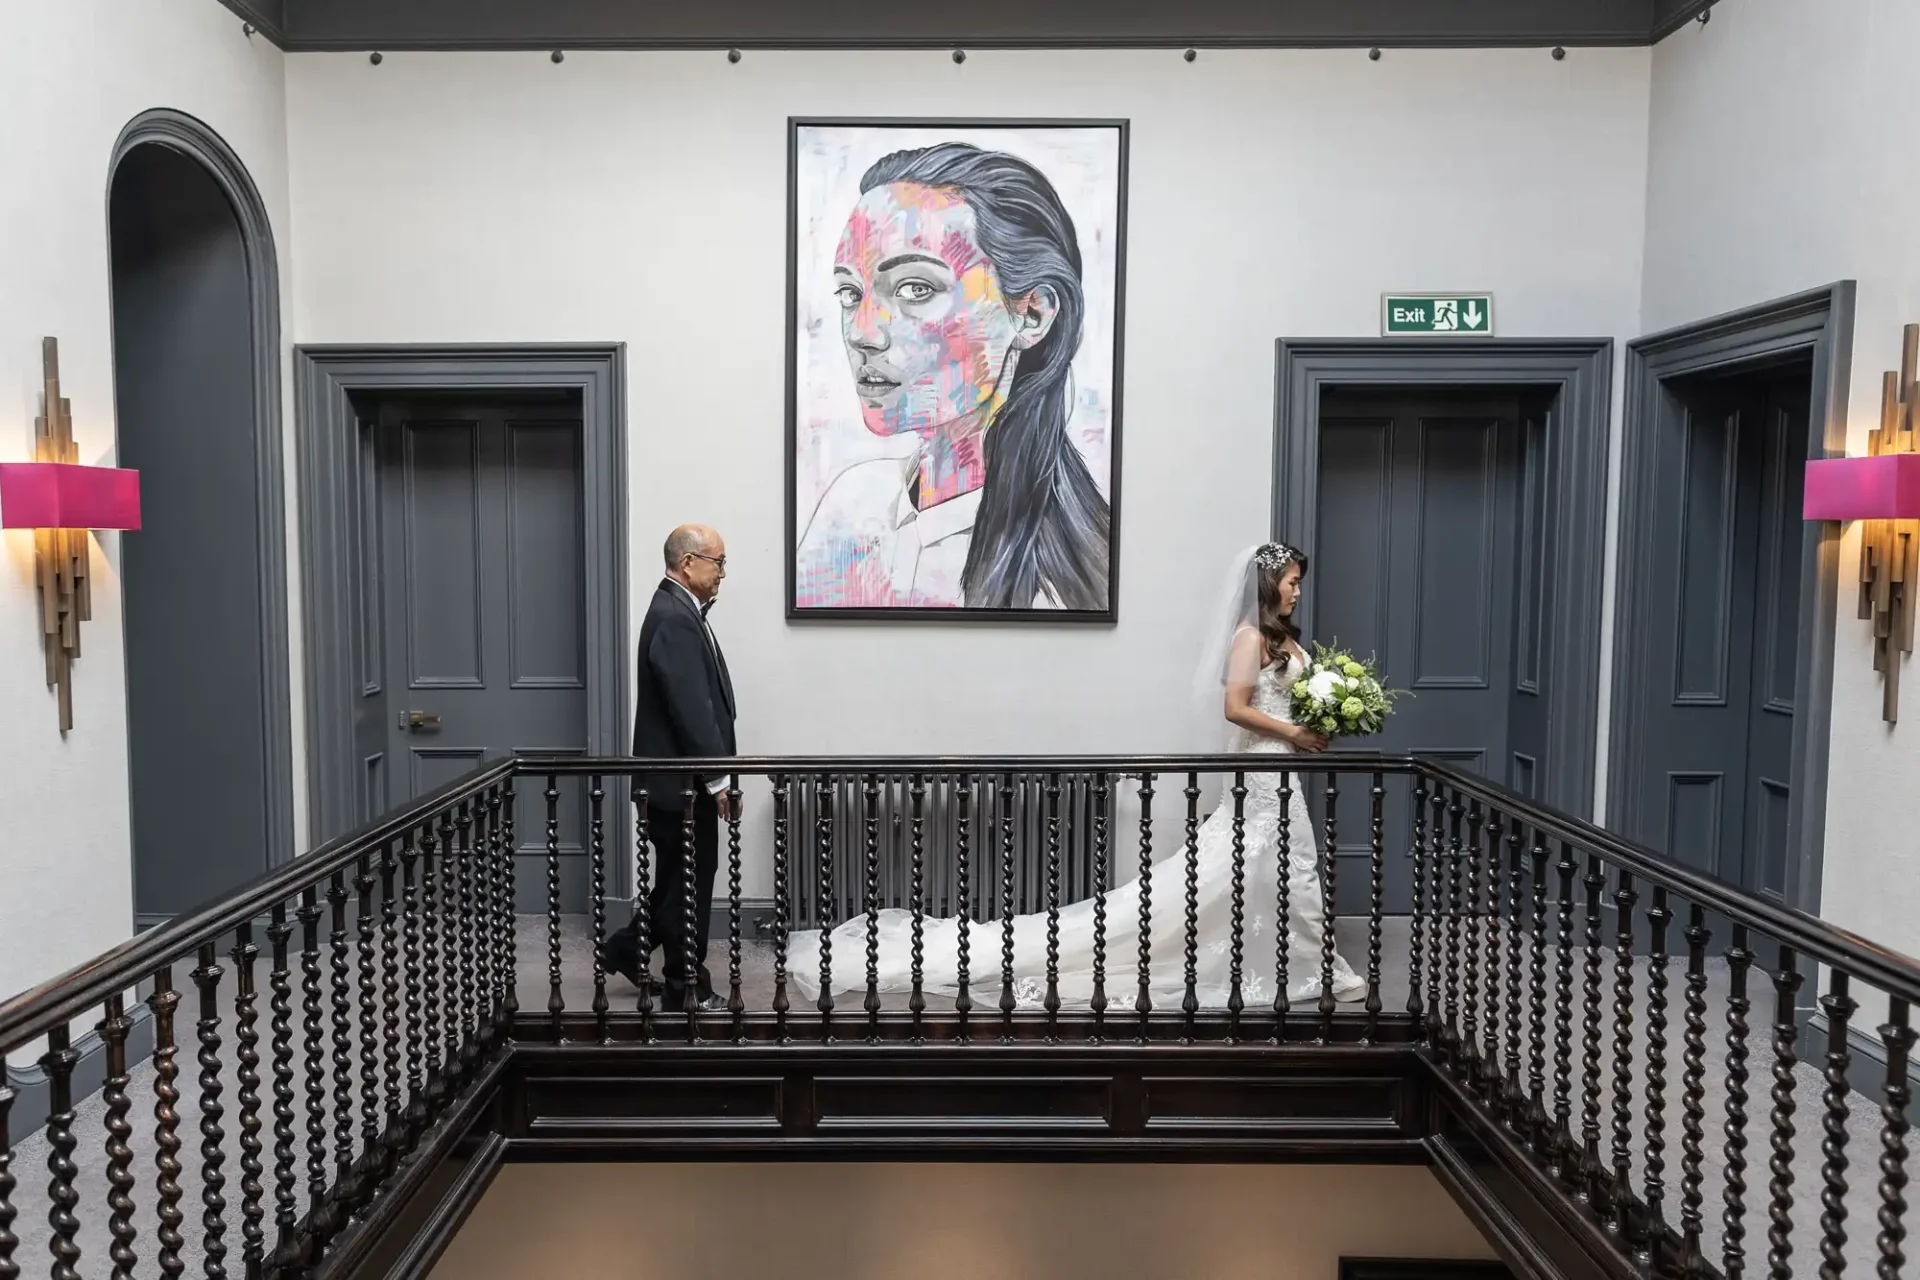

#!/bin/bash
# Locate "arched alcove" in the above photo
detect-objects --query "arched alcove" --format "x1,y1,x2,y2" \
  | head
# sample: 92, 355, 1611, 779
108, 108, 292, 922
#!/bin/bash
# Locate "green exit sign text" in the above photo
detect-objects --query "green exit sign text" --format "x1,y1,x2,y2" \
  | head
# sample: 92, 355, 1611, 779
1382, 294, 1494, 336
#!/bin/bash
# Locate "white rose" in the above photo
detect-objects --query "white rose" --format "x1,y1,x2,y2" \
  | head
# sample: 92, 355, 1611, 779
1306, 670, 1341, 701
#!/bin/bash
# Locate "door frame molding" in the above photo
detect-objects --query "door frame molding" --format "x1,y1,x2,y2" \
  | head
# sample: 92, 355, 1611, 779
1608, 283, 1855, 915
293, 344, 630, 879
1272, 337, 1614, 820
109, 107, 297, 892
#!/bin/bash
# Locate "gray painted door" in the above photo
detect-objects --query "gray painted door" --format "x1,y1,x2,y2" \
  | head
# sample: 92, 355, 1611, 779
365, 396, 591, 912
112, 144, 274, 922
1626, 371, 1810, 902
1312, 388, 1553, 913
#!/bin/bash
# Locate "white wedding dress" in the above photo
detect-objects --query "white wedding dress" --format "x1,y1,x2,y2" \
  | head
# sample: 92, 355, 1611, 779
787, 648, 1365, 1010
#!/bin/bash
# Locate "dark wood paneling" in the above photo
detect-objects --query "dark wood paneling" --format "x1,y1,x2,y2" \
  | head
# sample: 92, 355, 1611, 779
816, 1076, 1112, 1129
1142, 1074, 1404, 1131
236, 0, 1692, 51
503, 1040, 1426, 1155
524, 1075, 785, 1134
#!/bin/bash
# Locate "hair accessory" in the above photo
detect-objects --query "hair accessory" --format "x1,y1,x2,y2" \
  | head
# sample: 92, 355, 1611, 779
1254, 542, 1295, 572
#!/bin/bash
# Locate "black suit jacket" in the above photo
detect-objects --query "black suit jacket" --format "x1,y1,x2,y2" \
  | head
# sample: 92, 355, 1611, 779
632, 579, 737, 810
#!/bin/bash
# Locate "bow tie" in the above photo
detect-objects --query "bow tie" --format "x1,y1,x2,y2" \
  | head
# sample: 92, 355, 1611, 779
700, 601, 713, 620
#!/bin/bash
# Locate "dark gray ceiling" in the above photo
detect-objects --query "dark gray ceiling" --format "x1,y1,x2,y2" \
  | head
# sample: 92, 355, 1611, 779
217, 0, 1724, 52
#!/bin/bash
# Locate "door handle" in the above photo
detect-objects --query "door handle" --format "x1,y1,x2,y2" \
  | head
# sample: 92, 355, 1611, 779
401, 710, 442, 731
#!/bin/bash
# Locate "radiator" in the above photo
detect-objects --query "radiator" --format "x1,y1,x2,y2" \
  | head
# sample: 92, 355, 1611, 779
782, 772, 1123, 930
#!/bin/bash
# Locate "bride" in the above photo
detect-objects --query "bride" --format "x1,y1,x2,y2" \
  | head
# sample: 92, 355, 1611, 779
787, 541, 1365, 1009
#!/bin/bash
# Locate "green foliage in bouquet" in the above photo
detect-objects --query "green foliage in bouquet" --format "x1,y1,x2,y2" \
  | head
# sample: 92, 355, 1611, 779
1286, 644, 1404, 738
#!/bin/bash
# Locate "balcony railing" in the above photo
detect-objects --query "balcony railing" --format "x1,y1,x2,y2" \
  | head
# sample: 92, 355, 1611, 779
0, 752, 1914, 1278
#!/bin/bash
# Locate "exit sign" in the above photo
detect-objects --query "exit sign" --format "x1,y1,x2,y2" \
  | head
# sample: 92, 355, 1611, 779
1382, 294, 1494, 336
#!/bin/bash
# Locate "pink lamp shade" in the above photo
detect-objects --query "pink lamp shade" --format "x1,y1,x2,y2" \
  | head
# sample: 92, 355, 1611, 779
1803, 453, 1920, 522
0, 462, 141, 531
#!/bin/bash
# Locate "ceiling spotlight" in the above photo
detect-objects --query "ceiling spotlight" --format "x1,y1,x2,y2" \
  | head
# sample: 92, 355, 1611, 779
1552, 46, 1566, 60
727, 48, 742, 63
952, 49, 967, 64
369, 51, 384, 65
551, 49, 565, 63
1368, 47, 1382, 61
1183, 48, 1197, 63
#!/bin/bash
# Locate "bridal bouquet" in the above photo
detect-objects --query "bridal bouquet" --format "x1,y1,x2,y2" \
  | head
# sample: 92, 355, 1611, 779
1288, 645, 1401, 738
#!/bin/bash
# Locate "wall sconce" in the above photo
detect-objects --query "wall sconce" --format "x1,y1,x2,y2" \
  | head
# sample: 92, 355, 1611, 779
1804, 322, 1920, 724
0, 338, 141, 733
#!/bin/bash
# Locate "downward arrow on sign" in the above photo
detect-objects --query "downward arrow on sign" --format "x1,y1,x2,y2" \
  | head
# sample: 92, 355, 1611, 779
1463, 301, 1485, 330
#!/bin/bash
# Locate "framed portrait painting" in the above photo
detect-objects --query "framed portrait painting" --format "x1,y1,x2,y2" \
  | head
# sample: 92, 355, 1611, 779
786, 117, 1129, 622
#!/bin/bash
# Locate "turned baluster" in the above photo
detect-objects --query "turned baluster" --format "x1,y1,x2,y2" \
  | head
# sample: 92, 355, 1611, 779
231, 921, 268, 1260
772, 775, 793, 1041
909, 773, 928, 1042
727, 774, 746, 1040
1181, 772, 1202, 1039
100, 990, 139, 1279
1766, 947, 1805, 1280
1136, 773, 1156, 1041
589, 776, 610, 1042
1227, 772, 1248, 1040
1875, 998, 1913, 1280
42, 1023, 82, 1280
1091, 772, 1111, 1038
955, 775, 975, 1038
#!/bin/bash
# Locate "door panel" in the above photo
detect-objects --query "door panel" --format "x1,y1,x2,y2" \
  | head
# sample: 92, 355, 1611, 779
1506, 410, 1554, 800
1631, 372, 1810, 901
1314, 389, 1541, 913
375, 397, 591, 912
1749, 395, 1806, 902
507, 422, 588, 689
1671, 404, 1742, 709
402, 421, 486, 689
1411, 419, 1503, 690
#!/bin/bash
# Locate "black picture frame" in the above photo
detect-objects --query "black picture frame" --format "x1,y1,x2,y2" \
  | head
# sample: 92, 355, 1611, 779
784, 116, 1129, 624
1338, 1260, 1513, 1280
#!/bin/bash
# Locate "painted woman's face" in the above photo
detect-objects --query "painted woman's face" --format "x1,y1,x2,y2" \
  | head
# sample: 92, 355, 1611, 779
833, 183, 1042, 438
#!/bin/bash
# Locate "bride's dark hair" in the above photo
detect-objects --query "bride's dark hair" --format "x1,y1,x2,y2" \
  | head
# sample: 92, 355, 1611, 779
1254, 541, 1309, 664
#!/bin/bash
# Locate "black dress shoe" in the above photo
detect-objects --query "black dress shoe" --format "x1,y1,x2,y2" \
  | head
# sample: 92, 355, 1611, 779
659, 988, 727, 1013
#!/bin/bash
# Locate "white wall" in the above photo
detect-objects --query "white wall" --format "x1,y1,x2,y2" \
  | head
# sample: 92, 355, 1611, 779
285, 48, 1651, 893
0, 0, 290, 1009
1643, 0, 1920, 957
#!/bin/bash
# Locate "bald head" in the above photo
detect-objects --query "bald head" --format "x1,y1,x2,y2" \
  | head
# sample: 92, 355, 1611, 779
664, 524, 727, 604
664, 525, 717, 567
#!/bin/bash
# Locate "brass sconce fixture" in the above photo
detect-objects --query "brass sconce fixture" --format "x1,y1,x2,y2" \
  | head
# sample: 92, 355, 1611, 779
0, 338, 142, 733
1805, 323, 1920, 723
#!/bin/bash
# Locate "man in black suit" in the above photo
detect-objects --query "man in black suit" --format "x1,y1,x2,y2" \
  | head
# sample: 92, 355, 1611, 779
605, 524, 735, 1012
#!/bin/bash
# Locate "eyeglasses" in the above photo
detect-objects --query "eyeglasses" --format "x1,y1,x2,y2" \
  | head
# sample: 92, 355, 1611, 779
688, 552, 727, 570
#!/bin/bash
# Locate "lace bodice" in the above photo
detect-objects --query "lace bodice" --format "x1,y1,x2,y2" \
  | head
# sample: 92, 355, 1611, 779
1226, 648, 1303, 755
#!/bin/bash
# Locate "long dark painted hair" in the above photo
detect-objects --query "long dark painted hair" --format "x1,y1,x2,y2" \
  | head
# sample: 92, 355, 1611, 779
860, 142, 1110, 610
1256, 543, 1309, 665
